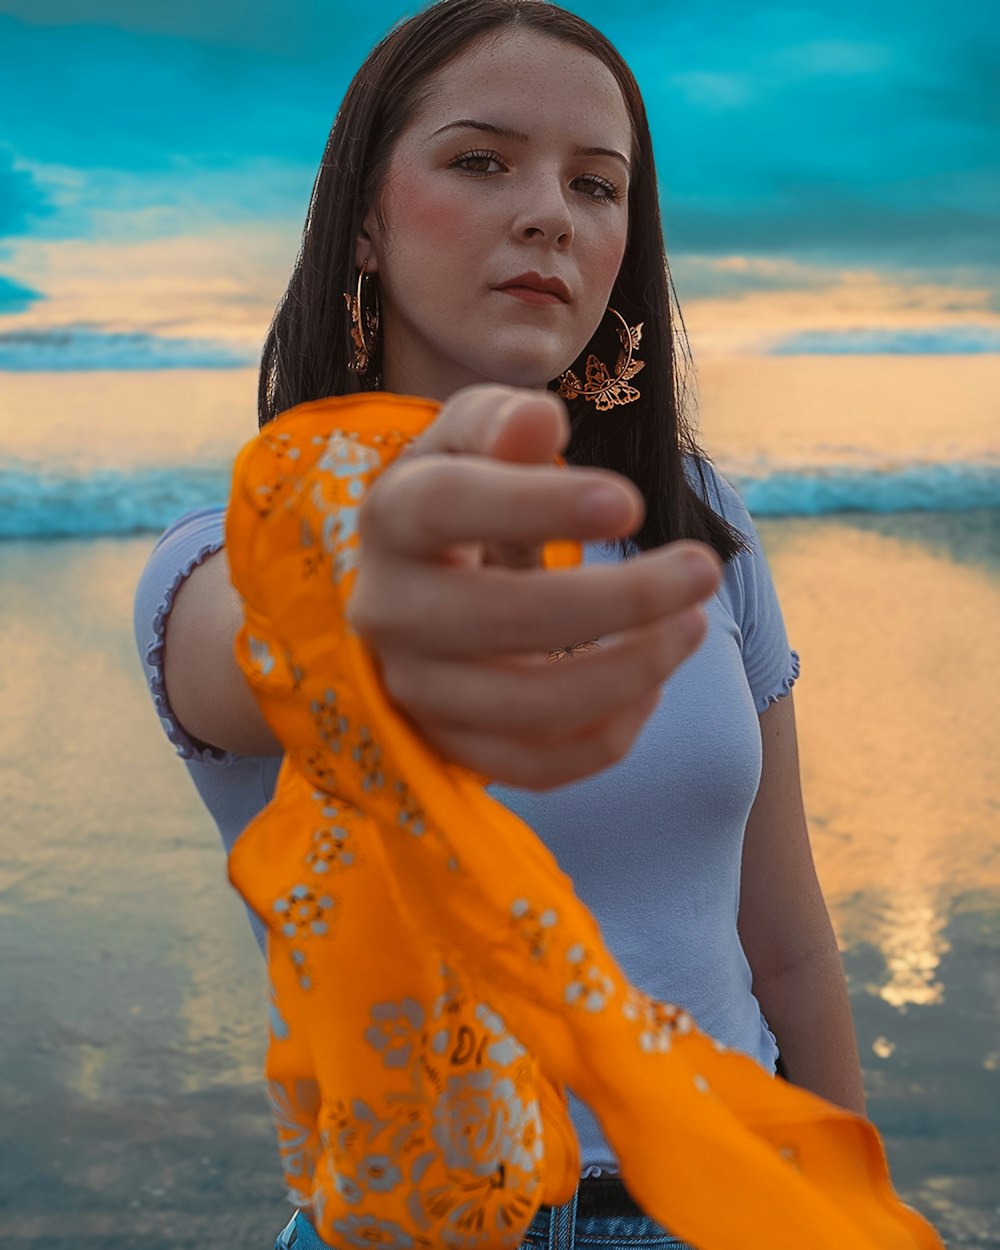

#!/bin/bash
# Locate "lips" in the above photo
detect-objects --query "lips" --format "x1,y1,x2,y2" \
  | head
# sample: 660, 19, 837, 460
496, 272, 571, 303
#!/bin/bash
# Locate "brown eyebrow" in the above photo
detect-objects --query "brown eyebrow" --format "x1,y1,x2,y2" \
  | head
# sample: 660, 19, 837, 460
431, 118, 631, 173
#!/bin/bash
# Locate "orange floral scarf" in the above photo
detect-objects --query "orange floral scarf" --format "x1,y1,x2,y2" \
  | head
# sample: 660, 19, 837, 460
225, 392, 942, 1250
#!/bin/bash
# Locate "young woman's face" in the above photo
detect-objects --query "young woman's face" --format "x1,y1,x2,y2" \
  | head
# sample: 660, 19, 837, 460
358, 29, 633, 400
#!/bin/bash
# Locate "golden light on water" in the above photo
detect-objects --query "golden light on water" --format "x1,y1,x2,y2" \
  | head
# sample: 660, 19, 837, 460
876, 893, 951, 1009
2, 355, 998, 474
758, 514, 999, 1010
695, 355, 1000, 470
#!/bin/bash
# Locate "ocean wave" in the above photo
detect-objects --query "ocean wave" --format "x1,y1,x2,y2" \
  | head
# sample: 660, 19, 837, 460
0, 465, 232, 538
0, 327, 257, 371
769, 324, 1000, 355
729, 461, 1000, 516
1, 459, 998, 539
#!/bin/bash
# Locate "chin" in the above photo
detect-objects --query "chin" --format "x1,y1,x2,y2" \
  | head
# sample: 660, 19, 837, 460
473, 350, 571, 392
461, 325, 580, 392
490, 366, 561, 391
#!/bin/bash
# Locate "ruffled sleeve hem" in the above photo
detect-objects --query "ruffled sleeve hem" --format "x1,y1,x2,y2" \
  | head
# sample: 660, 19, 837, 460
753, 648, 800, 715
141, 526, 239, 766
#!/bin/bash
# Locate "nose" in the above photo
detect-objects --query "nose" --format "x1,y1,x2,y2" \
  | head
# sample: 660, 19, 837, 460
512, 176, 574, 247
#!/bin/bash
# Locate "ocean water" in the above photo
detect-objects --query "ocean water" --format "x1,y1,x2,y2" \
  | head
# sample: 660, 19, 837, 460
1, 357, 997, 1247
1, 357, 998, 537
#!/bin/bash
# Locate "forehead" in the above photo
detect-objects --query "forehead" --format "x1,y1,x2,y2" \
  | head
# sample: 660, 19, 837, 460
411, 28, 632, 152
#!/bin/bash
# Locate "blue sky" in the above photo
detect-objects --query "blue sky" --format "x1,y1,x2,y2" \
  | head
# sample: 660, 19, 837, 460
0, 0, 997, 364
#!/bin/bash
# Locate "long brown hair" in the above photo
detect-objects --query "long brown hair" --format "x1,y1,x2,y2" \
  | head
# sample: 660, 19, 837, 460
258, 0, 749, 562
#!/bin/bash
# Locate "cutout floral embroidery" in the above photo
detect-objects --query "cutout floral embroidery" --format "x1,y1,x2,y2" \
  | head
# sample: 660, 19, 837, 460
311, 688, 350, 754
509, 898, 559, 963
563, 943, 615, 1013
621, 987, 694, 1055
353, 724, 385, 793
273, 883, 337, 940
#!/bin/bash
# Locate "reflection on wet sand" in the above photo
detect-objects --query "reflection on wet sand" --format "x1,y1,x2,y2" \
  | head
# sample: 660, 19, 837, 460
758, 511, 999, 1015
876, 891, 951, 1009
1, 508, 997, 1246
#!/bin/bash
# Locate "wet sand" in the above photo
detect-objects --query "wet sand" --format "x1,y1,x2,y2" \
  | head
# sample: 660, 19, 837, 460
0, 509, 997, 1248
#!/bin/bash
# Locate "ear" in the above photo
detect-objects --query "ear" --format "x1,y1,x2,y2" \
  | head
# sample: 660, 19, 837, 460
354, 210, 380, 274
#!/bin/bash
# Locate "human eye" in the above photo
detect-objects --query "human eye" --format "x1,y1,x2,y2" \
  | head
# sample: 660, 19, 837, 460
449, 148, 507, 176
573, 173, 625, 205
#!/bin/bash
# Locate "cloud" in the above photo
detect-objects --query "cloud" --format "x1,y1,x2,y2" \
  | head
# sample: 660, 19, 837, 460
0, 0, 996, 350
0, 226, 295, 347
0, 148, 52, 236
16, 158, 315, 244
4, 230, 997, 365
769, 325, 1000, 355
671, 255, 835, 299
628, 8, 999, 271
666, 71, 753, 111
679, 265, 1000, 356
0, 1, 995, 286
0, 326, 256, 371
0, 274, 43, 314
658, 33, 895, 109
0, 15, 362, 176
662, 180, 1000, 270
0, 0, 404, 59
906, 37, 1000, 129
765, 38, 895, 78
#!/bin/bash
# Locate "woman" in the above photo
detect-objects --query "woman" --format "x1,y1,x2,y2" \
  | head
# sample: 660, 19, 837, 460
134, 1, 867, 1246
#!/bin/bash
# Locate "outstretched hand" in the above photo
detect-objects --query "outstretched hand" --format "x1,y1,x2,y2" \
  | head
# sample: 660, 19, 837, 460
346, 384, 722, 789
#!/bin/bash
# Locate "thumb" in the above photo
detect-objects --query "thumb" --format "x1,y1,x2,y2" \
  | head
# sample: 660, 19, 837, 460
487, 391, 571, 466
481, 393, 572, 569
400, 385, 569, 465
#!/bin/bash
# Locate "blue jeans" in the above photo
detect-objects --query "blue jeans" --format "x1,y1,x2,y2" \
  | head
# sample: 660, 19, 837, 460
273, 1183, 694, 1249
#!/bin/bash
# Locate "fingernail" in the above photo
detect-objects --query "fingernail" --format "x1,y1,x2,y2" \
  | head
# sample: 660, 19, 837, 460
678, 605, 706, 645
680, 549, 720, 592
579, 484, 630, 526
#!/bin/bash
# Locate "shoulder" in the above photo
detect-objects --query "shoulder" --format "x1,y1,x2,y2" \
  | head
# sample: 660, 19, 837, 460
133, 504, 234, 764
133, 504, 229, 661
681, 455, 778, 629
147, 504, 228, 563
682, 453, 754, 542
684, 459, 799, 711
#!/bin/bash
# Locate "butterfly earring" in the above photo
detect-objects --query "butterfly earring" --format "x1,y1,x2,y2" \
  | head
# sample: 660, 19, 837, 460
556, 308, 644, 411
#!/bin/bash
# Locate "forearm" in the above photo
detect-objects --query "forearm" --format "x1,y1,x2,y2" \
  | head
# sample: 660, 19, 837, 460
754, 946, 868, 1117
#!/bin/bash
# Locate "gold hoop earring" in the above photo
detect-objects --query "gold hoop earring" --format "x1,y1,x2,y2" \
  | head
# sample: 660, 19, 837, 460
556, 307, 644, 410
344, 260, 380, 378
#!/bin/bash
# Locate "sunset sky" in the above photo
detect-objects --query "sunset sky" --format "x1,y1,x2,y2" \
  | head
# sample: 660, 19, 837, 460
0, 0, 997, 366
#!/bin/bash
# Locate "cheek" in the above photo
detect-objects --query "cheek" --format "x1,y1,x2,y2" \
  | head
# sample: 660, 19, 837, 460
588, 226, 628, 291
382, 169, 482, 257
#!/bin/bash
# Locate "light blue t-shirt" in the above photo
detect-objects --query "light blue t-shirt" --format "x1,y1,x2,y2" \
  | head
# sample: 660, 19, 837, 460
133, 457, 799, 1175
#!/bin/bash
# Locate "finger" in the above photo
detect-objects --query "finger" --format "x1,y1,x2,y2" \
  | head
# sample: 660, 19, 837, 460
401, 386, 569, 464
485, 391, 570, 464
354, 542, 721, 658
361, 454, 644, 559
424, 686, 665, 791
381, 608, 707, 739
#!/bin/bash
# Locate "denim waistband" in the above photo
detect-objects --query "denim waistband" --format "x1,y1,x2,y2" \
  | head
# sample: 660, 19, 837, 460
524, 1179, 692, 1249
275, 1179, 694, 1249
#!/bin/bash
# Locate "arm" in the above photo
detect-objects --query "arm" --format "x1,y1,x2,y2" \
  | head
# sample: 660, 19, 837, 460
163, 548, 282, 757
737, 692, 867, 1116
157, 389, 718, 785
